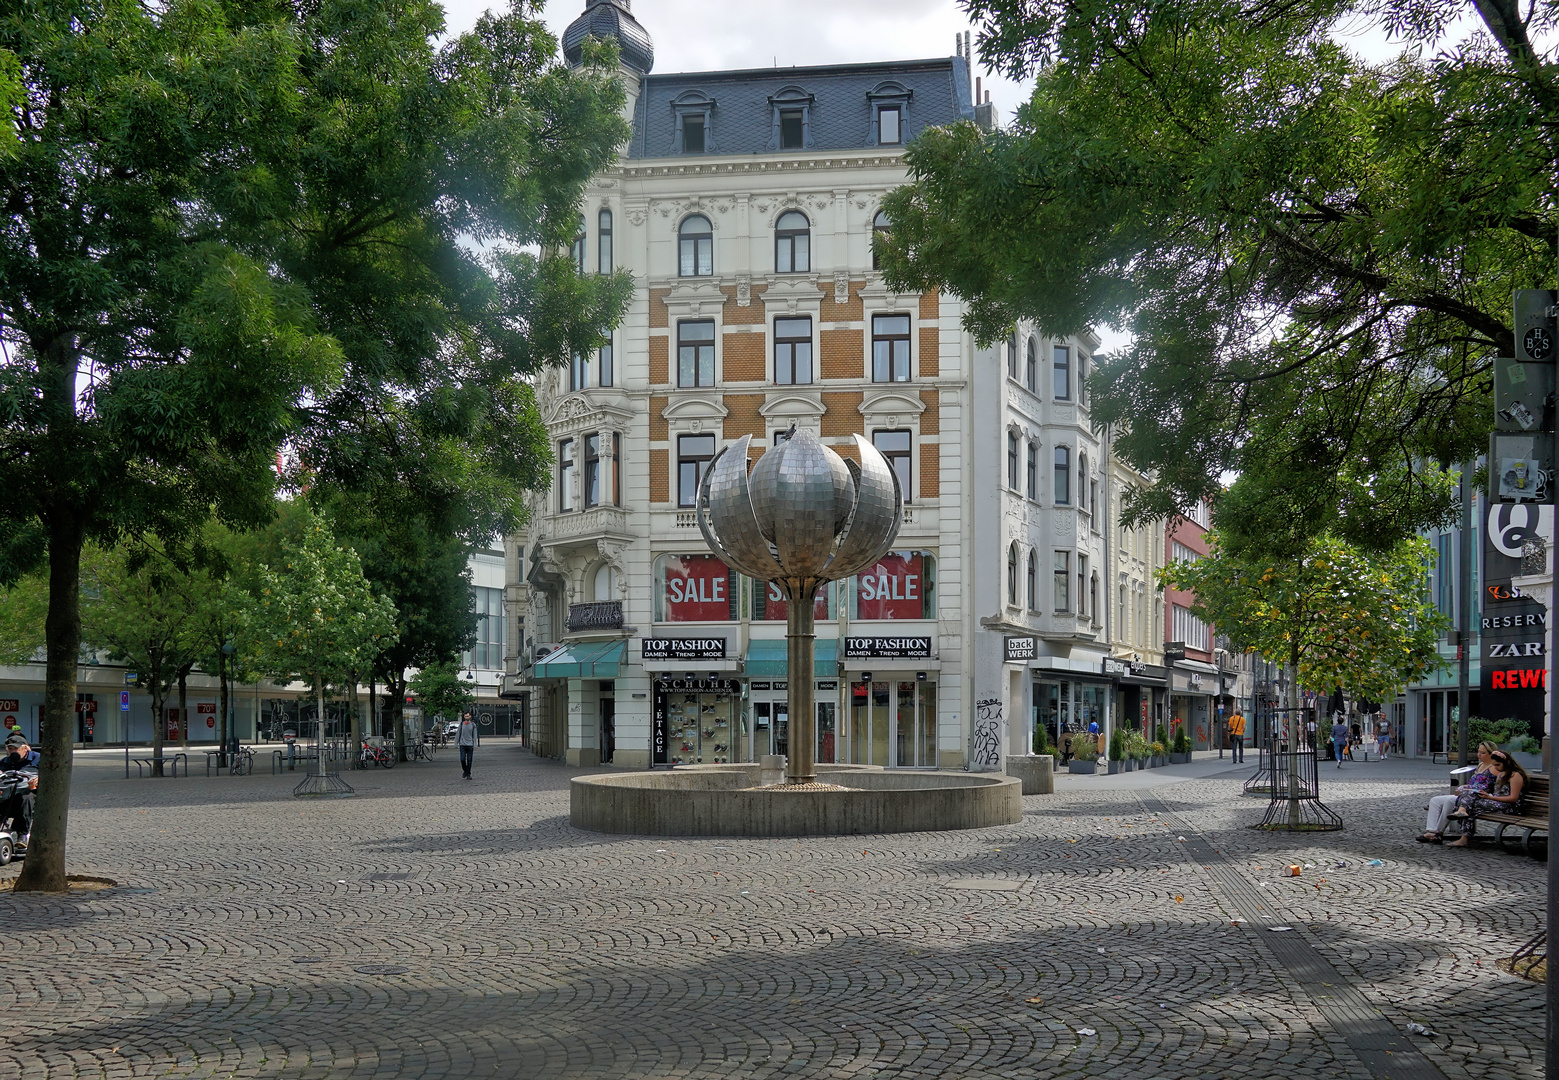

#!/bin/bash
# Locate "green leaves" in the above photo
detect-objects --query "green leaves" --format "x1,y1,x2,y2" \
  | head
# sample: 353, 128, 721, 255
1161, 532, 1448, 702
884, 0, 1553, 554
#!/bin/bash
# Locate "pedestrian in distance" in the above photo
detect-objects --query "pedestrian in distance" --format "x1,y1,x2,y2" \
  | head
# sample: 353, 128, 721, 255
1330, 716, 1350, 767
456, 711, 479, 779
1227, 709, 1246, 764
1375, 715, 1391, 760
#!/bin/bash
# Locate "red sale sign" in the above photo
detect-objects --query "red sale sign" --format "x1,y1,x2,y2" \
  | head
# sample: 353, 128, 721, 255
853, 552, 929, 620
756, 580, 830, 622
196, 703, 217, 714
659, 554, 735, 622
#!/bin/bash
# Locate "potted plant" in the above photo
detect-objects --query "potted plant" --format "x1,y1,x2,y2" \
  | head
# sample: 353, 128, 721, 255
1068, 735, 1098, 774
1107, 730, 1126, 774
1129, 731, 1149, 770
1512, 734, 1544, 773
1149, 740, 1166, 767
1170, 726, 1191, 764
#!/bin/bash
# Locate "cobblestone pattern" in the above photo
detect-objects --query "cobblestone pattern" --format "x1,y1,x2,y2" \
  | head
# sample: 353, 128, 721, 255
0, 751, 1540, 1080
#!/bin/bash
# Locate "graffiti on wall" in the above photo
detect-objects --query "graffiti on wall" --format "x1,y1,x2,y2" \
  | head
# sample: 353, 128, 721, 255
972, 697, 1003, 770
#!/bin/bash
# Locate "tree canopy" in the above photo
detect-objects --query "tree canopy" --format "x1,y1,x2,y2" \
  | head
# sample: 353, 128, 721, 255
2, 0, 631, 890
1161, 532, 1449, 703
879, 0, 1554, 556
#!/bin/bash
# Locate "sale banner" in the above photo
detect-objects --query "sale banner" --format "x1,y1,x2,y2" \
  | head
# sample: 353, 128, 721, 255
755, 580, 830, 622
658, 554, 736, 622
853, 552, 930, 620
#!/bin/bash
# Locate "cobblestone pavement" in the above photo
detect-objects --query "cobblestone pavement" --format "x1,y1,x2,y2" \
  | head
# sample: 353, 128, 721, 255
0, 747, 1542, 1080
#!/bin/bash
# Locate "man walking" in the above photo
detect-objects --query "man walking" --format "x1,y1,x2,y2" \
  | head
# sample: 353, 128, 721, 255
1330, 715, 1350, 768
1228, 708, 1246, 763
456, 711, 478, 780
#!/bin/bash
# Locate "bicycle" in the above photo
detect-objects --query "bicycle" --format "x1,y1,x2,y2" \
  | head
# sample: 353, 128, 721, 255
360, 743, 396, 769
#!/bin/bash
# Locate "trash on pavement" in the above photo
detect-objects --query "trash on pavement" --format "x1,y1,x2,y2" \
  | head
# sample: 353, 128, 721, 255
1285, 865, 1302, 877
1075, 1027, 1097, 1036
1269, 926, 1294, 932
1367, 859, 1385, 867
1407, 1023, 1437, 1037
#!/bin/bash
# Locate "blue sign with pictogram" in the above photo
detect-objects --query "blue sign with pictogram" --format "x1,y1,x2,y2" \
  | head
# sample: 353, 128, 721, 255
119, 691, 130, 712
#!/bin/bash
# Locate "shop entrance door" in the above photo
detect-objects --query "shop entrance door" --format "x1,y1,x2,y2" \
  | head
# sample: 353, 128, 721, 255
848, 680, 937, 767
817, 701, 836, 764
599, 698, 615, 764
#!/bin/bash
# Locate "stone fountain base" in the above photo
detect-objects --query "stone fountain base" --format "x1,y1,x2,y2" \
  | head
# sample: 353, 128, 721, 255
570, 763, 1023, 837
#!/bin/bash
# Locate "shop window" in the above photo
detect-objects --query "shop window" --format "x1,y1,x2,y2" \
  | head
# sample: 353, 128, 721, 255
753, 578, 832, 621
1008, 543, 1018, 605
1054, 445, 1071, 505
872, 314, 911, 382
679, 214, 713, 277
774, 316, 813, 384
850, 551, 936, 620
1028, 549, 1038, 610
1054, 344, 1071, 400
597, 208, 612, 272
1025, 337, 1037, 392
558, 438, 574, 513
878, 105, 901, 145
1026, 441, 1038, 499
654, 553, 738, 622
677, 319, 716, 387
1007, 432, 1019, 490
1054, 550, 1070, 612
677, 433, 716, 507
775, 211, 811, 273
872, 429, 912, 503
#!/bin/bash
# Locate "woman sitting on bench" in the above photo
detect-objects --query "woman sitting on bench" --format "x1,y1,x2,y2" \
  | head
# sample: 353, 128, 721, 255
1421, 742, 1498, 842
1446, 751, 1527, 848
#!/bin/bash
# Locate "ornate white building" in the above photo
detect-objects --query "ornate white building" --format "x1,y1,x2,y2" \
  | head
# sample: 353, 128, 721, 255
501, 0, 1155, 770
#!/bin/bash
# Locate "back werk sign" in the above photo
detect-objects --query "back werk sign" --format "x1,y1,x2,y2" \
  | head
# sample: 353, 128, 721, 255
1482, 503, 1552, 734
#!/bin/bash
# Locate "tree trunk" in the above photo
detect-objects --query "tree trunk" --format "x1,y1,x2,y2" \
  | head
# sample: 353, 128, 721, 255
217, 646, 229, 765
390, 672, 407, 762
1287, 642, 1301, 829
14, 507, 85, 892
178, 667, 190, 750
349, 671, 362, 770
151, 670, 166, 776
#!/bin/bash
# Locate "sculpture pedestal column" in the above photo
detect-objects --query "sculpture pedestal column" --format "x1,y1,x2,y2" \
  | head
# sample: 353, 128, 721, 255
785, 585, 817, 785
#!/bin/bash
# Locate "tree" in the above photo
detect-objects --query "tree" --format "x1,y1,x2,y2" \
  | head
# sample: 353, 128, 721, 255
0, 574, 46, 667
3, 0, 629, 890
410, 660, 477, 731
79, 543, 204, 773
243, 517, 397, 787
879, 0, 1553, 555
1162, 531, 1447, 821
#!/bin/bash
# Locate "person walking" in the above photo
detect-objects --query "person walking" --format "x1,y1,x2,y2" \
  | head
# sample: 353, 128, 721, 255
1330, 716, 1350, 768
1375, 715, 1391, 760
1227, 709, 1247, 763
456, 711, 479, 780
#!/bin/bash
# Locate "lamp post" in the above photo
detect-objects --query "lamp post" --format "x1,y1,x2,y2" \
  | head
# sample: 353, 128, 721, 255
698, 428, 901, 785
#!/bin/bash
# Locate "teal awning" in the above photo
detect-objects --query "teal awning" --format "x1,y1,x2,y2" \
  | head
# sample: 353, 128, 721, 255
745, 638, 837, 679
534, 640, 625, 679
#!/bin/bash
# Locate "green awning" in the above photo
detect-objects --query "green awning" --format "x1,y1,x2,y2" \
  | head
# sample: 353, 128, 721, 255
533, 640, 625, 679
745, 638, 837, 679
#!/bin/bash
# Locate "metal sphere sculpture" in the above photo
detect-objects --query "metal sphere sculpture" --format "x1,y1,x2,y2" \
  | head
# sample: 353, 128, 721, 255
697, 427, 902, 784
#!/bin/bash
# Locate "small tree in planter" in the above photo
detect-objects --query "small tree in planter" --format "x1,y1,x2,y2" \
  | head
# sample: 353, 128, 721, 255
1170, 726, 1191, 764
1149, 740, 1167, 767
1068, 735, 1098, 774
1127, 731, 1149, 770
1108, 729, 1126, 774
1033, 722, 1052, 757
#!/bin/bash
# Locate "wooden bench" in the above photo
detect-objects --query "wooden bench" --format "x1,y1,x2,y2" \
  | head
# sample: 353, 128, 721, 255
1465, 772, 1549, 856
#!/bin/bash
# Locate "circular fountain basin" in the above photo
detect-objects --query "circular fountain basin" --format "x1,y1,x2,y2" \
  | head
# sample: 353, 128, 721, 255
570, 763, 1023, 836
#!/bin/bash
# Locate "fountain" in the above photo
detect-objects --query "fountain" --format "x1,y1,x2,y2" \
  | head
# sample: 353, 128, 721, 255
570, 428, 1022, 836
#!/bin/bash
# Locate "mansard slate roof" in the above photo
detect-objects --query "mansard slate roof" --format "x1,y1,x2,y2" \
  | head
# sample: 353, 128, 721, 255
626, 58, 974, 160
563, 0, 654, 74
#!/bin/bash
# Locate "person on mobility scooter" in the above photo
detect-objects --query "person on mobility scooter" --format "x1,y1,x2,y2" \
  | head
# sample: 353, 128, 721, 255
0, 736, 40, 860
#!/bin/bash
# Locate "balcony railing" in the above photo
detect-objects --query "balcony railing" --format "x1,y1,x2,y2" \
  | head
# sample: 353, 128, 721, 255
566, 600, 624, 633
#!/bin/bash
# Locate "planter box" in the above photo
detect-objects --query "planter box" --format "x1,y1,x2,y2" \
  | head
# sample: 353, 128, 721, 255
1107, 760, 1123, 775
1154, 755, 1167, 768
1006, 755, 1055, 795
1169, 752, 1190, 764
1068, 758, 1097, 775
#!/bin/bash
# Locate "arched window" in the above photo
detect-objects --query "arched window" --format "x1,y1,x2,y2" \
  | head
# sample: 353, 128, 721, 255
1007, 432, 1019, 490
1090, 572, 1099, 624
571, 214, 586, 273
1026, 441, 1038, 499
872, 210, 890, 270
775, 210, 810, 273
1008, 543, 1019, 605
1025, 338, 1037, 392
1007, 331, 1018, 379
1027, 550, 1037, 610
1054, 446, 1071, 505
597, 208, 613, 273
1079, 452, 1088, 510
593, 564, 617, 603
679, 214, 713, 277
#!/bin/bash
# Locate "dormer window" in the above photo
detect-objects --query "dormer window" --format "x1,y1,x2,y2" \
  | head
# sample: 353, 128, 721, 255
879, 106, 901, 145
670, 89, 716, 155
767, 86, 814, 152
683, 114, 705, 153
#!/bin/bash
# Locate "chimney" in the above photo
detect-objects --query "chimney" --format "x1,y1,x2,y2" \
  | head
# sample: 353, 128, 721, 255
975, 76, 981, 105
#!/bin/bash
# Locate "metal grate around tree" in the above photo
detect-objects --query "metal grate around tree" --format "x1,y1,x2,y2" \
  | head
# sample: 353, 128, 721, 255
1255, 745, 1343, 830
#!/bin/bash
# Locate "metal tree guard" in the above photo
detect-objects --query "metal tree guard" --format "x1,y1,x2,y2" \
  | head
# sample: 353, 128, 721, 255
697, 427, 901, 785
